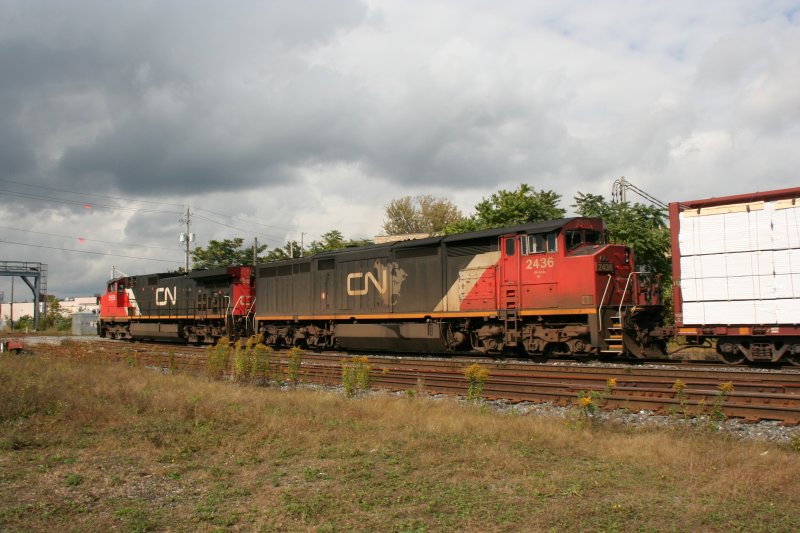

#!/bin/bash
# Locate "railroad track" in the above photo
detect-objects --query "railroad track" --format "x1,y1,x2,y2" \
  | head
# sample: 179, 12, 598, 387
77, 339, 800, 424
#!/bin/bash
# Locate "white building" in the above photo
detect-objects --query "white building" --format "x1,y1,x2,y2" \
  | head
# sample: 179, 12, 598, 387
0, 296, 99, 329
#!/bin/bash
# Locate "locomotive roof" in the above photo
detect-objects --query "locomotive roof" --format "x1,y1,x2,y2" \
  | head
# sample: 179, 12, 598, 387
297, 217, 590, 261
105, 266, 241, 284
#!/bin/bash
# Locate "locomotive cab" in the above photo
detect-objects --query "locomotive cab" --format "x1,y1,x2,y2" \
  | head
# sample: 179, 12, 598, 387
98, 277, 135, 339
496, 218, 665, 358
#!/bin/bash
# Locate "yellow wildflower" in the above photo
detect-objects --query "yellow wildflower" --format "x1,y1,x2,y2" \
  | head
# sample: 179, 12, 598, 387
718, 381, 735, 393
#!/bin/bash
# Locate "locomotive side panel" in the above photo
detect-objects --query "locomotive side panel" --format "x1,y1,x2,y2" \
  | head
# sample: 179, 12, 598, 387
335, 254, 392, 315
441, 238, 500, 313
390, 244, 442, 314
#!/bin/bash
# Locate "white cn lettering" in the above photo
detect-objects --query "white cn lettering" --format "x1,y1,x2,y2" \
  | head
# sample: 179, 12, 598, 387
155, 287, 177, 306
346, 272, 387, 296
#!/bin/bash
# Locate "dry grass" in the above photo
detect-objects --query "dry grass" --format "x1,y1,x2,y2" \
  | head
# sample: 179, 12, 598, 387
1, 348, 799, 532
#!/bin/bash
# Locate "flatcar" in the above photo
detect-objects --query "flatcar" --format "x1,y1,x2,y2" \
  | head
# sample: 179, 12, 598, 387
668, 187, 800, 365
98, 266, 255, 343
253, 217, 666, 358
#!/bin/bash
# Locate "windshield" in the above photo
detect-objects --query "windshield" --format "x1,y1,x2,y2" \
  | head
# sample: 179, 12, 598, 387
566, 229, 605, 250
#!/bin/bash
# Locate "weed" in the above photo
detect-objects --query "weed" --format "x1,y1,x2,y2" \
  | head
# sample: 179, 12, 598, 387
463, 363, 489, 403
287, 346, 305, 385
672, 379, 689, 421
64, 473, 84, 487
206, 338, 231, 380
576, 378, 617, 424
342, 356, 371, 397
710, 381, 735, 421
251, 343, 273, 385
232, 340, 253, 383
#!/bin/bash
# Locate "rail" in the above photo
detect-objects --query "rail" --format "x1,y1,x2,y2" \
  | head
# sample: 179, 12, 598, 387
88, 341, 800, 424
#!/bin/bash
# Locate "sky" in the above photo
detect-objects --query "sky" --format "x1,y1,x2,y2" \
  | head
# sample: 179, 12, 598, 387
1, 0, 799, 299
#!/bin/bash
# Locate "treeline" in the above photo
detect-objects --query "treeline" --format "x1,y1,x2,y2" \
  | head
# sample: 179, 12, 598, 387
191, 183, 669, 284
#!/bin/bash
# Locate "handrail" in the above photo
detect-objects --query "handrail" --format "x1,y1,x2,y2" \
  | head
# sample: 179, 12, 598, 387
618, 271, 646, 330
597, 274, 613, 337
246, 297, 257, 333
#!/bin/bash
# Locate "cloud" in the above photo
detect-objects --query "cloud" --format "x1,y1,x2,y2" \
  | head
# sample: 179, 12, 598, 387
0, 0, 799, 297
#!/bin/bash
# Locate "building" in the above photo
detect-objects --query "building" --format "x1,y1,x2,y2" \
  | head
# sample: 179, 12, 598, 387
0, 296, 99, 330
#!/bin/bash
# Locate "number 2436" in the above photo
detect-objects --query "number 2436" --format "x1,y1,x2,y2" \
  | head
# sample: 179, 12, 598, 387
526, 257, 554, 269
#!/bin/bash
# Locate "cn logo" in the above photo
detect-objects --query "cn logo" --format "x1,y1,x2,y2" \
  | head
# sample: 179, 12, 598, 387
345, 260, 408, 305
346, 272, 386, 297
155, 287, 177, 306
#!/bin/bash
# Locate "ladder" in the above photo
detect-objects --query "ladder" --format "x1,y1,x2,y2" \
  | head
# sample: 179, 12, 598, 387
602, 314, 624, 356
503, 288, 519, 346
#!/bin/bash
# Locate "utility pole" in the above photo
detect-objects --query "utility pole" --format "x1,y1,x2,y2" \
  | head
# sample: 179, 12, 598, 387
253, 237, 258, 266
300, 232, 305, 257
179, 206, 195, 273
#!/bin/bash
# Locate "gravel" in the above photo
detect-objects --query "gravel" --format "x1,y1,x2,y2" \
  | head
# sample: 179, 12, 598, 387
484, 397, 800, 446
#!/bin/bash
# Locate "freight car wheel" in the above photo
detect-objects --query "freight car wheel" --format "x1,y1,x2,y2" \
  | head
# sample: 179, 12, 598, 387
717, 340, 745, 365
718, 352, 745, 365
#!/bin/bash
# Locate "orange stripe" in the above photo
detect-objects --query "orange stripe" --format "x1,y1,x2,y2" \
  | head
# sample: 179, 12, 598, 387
255, 308, 597, 322
520, 308, 597, 316
102, 315, 226, 320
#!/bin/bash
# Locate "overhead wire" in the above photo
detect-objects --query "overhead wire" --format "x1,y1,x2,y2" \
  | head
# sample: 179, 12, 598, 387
0, 239, 183, 264
0, 178, 321, 243
0, 225, 181, 252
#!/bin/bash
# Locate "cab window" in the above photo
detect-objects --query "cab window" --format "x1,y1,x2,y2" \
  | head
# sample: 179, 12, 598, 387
505, 237, 515, 256
522, 232, 557, 254
566, 229, 605, 250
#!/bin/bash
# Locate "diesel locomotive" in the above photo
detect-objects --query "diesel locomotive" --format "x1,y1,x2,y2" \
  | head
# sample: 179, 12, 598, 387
98, 185, 800, 365
98, 266, 255, 343
99, 217, 667, 359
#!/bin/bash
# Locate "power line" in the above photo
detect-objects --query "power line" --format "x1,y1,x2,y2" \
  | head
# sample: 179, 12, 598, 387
0, 239, 183, 264
0, 177, 186, 209
0, 225, 180, 252
0, 180, 318, 242
0, 189, 182, 214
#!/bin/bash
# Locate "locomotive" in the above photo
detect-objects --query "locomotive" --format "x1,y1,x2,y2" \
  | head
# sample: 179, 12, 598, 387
99, 217, 666, 359
98, 266, 255, 343
97, 185, 800, 365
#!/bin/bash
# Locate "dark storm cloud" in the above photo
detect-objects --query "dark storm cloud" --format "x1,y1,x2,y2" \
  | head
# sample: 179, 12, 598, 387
0, 0, 368, 198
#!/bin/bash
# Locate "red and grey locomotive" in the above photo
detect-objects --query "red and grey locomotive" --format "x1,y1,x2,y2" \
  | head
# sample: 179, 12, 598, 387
98, 185, 800, 365
99, 266, 255, 343
254, 217, 665, 358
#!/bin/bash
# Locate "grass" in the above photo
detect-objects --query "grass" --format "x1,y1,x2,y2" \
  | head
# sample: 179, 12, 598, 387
1, 348, 799, 531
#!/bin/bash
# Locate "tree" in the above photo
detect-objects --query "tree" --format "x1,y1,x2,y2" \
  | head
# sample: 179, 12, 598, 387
306, 230, 373, 255
264, 240, 304, 262
444, 184, 565, 234
572, 192, 671, 278
382, 195, 463, 235
191, 238, 267, 269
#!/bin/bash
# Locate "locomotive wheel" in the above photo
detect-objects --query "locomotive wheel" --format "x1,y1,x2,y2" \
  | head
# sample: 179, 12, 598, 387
786, 354, 800, 367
